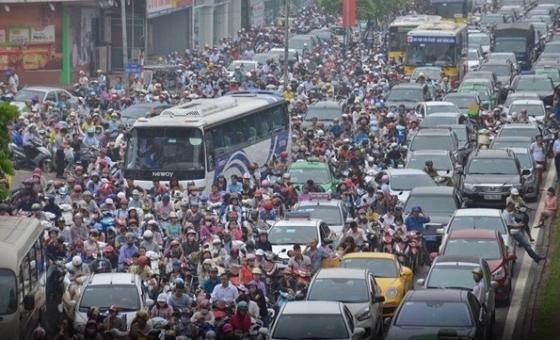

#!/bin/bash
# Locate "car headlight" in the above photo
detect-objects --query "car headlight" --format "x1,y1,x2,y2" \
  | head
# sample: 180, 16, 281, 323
356, 307, 371, 321
463, 183, 475, 191
386, 287, 398, 299
492, 266, 505, 281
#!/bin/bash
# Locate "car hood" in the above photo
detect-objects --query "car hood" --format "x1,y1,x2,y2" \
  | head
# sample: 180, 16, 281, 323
464, 174, 520, 185
376, 277, 403, 298
387, 326, 476, 339
392, 190, 410, 204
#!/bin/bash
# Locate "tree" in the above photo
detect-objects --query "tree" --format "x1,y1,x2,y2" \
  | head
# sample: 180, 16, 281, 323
0, 102, 18, 199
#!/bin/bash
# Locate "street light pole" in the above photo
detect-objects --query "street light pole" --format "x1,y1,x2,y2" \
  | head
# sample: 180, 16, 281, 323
283, 0, 289, 87
120, 0, 128, 87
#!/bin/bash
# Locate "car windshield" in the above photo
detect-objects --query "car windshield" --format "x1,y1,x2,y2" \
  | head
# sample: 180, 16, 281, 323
405, 195, 457, 214
422, 116, 459, 127
395, 301, 473, 327
426, 265, 477, 289
449, 216, 506, 234
387, 88, 424, 102
410, 135, 455, 151
407, 154, 453, 171
499, 127, 539, 139
488, 54, 515, 64
268, 225, 318, 245
295, 205, 342, 226
308, 278, 369, 303
481, 15, 503, 24
426, 104, 458, 114
341, 258, 399, 278
14, 89, 44, 102
273, 314, 349, 339
467, 158, 518, 175
469, 34, 491, 45
79, 285, 141, 312
125, 127, 205, 171
407, 42, 456, 66
391, 174, 435, 191
479, 64, 511, 77
289, 167, 331, 184
494, 37, 528, 53
508, 104, 546, 117
514, 77, 553, 92
444, 239, 501, 259
491, 140, 531, 149
536, 69, 560, 82
305, 107, 342, 121
0, 269, 17, 315
446, 96, 476, 110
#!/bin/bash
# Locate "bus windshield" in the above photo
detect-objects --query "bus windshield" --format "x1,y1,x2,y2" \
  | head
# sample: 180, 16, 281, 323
434, 3, 465, 18
389, 29, 408, 51
126, 127, 205, 171
407, 42, 456, 66
0, 269, 17, 315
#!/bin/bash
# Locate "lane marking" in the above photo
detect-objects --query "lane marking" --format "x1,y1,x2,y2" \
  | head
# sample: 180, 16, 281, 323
501, 164, 555, 340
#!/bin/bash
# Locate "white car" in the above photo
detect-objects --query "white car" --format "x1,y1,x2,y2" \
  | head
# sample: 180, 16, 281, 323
415, 101, 460, 118
507, 99, 547, 122
294, 195, 347, 236
74, 273, 146, 332
382, 168, 437, 204
11, 86, 78, 112
227, 60, 258, 78
467, 48, 484, 71
442, 208, 514, 252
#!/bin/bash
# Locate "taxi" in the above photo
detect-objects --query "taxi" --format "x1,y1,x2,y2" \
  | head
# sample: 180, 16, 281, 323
340, 252, 413, 317
288, 160, 338, 192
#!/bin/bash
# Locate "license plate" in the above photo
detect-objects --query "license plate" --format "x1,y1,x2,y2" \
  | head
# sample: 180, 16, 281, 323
484, 194, 502, 200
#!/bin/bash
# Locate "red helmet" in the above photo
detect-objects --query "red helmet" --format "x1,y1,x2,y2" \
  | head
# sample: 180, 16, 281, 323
263, 200, 273, 210
279, 151, 289, 159
344, 179, 354, 187
73, 185, 82, 193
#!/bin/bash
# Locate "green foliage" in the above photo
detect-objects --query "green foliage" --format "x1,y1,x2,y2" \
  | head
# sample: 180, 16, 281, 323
317, 0, 407, 19
0, 102, 18, 199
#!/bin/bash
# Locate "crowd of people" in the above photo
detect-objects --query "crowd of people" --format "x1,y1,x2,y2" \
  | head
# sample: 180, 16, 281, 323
1, 2, 558, 340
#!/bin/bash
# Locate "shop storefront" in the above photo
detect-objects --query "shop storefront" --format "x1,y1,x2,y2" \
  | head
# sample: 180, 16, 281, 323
147, 0, 193, 58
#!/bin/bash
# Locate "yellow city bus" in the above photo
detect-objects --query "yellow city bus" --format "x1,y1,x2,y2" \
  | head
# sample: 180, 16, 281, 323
405, 21, 468, 85
431, 0, 473, 23
0, 217, 46, 340
388, 15, 442, 61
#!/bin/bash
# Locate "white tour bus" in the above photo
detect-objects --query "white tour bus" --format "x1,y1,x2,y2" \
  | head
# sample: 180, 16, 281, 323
124, 91, 290, 189
0, 217, 46, 340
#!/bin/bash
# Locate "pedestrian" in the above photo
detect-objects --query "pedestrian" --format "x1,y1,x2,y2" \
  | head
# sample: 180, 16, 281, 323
536, 187, 557, 228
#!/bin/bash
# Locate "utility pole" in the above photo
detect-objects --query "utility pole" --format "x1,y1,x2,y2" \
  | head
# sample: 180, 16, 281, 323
283, 0, 289, 87
120, 0, 128, 91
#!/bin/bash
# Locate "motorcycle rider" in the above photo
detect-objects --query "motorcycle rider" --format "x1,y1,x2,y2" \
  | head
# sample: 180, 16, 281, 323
506, 188, 534, 242
22, 123, 40, 160
82, 127, 99, 148
502, 202, 545, 263
423, 160, 439, 179
64, 255, 90, 288
405, 206, 431, 232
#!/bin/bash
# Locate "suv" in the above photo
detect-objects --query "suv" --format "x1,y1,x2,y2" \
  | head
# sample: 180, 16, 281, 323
268, 212, 335, 267
294, 194, 347, 236
74, 273, 146, 332
408, 128, 465, 163
460, 149, 530, 206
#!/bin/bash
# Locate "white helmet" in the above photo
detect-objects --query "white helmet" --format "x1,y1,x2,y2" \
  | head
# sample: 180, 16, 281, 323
387, 112, 396, 119
143, 230, 153, 239
316, 129, 325, 137
511, 188, 519, 196
72, 256, 82, 267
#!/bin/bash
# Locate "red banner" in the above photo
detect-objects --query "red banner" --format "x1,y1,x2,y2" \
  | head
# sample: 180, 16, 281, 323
342, 0, 356, 27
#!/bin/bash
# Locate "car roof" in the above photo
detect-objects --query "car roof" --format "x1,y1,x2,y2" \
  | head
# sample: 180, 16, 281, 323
308, 100, 344, 109
509, 99, 545, 105
425, 112, 462, 118
392, 83, 425, 89
515, 74, 551, 80
473, 149, 514, 157
281, 301, 344, 315
289, 160, 329, 169
272, 218, 321, 228
409, 149, 451, 156
449, 229, 498, 239
405, 289, 469, 302
22, 86, 64, 92
297, 199, 340, 207
425, 101, 456, 106
342, 252, 397, 260
453, 208, 502, 217
434, 255, 483, 264
415, 128, 454, 136
88, 272, 140, 285
409, 186, 456, 195
386, 168, 432, 176
315, 268, 369, 279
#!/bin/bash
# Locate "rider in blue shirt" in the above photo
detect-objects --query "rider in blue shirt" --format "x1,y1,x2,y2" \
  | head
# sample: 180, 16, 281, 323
405, 206, 431, 232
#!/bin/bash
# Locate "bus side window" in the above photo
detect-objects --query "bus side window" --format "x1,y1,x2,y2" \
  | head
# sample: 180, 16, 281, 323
205, 130, 215, 171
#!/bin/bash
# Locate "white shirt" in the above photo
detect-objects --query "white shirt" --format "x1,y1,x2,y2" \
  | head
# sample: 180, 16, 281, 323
553, 139, 560, 155
472, 279, 487, 306
211, 282, 239, 303
530, 142, 545, 163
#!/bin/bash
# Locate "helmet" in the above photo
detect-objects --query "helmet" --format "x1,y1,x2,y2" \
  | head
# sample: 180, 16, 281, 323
175, 277, 185, 289
263, 200, 273, 210
425, 160, 433, 167
381, 175, 390, 183
136, 309, 149, 320
58, 187, 68, 195
31, 203, 42, 211
143, 230, 153, 239
254, 190, 263, 198
511, 188, 519, 196
237, 301, 249, 310
280, 151, 289, 159
261, 179, 270, 187
72, 256, 82, 267
472, 267, 483, 275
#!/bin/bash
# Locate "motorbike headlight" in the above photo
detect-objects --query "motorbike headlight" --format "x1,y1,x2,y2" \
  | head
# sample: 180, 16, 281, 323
356, 307, 371, 322
386, 287, 398, 299
492, 266, 505, 281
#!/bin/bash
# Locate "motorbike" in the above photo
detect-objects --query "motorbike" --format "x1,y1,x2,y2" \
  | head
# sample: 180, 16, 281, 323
46, 259, 65, 302
407, 231, 423, 273
382, 229, 394, 253
9, 139, 52, 172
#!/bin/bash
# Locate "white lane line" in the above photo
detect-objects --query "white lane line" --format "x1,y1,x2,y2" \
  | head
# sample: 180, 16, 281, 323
501, 165, 555, 340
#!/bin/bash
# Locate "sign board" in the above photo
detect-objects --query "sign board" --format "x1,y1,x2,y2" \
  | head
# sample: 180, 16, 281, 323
126, 63, 142, 74
9, 26, 30, 44
409, 36, 456, 44
30, 25, 55, 44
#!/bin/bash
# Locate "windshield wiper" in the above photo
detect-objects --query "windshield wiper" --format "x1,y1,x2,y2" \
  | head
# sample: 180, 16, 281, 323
442, 286, 471, 291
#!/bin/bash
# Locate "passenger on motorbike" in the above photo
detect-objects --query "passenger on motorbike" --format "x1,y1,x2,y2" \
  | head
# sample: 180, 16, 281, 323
423, 160, 439, 179
64, 255, 90, 288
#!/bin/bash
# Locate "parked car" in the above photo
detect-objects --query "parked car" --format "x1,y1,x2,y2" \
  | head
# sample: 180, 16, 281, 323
306, 268, 385, 339
385, 289, 492, 340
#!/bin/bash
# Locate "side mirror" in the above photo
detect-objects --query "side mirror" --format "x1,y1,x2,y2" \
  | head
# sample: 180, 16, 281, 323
373, 295, 385, 303
352, 328, 366, 340
521, 169, 530, 176
23, 294, 35, 311
416, 278, 425, 286
402, 267, 413, 277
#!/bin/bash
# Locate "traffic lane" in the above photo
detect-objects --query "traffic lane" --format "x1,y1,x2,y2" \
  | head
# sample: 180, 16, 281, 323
411, 194, 540, 340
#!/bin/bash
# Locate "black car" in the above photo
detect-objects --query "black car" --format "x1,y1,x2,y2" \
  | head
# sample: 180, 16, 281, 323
460, 149, 529, 206
386, 83, 432, 110
511, 74, 557, 106
385, 289, 492, 340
